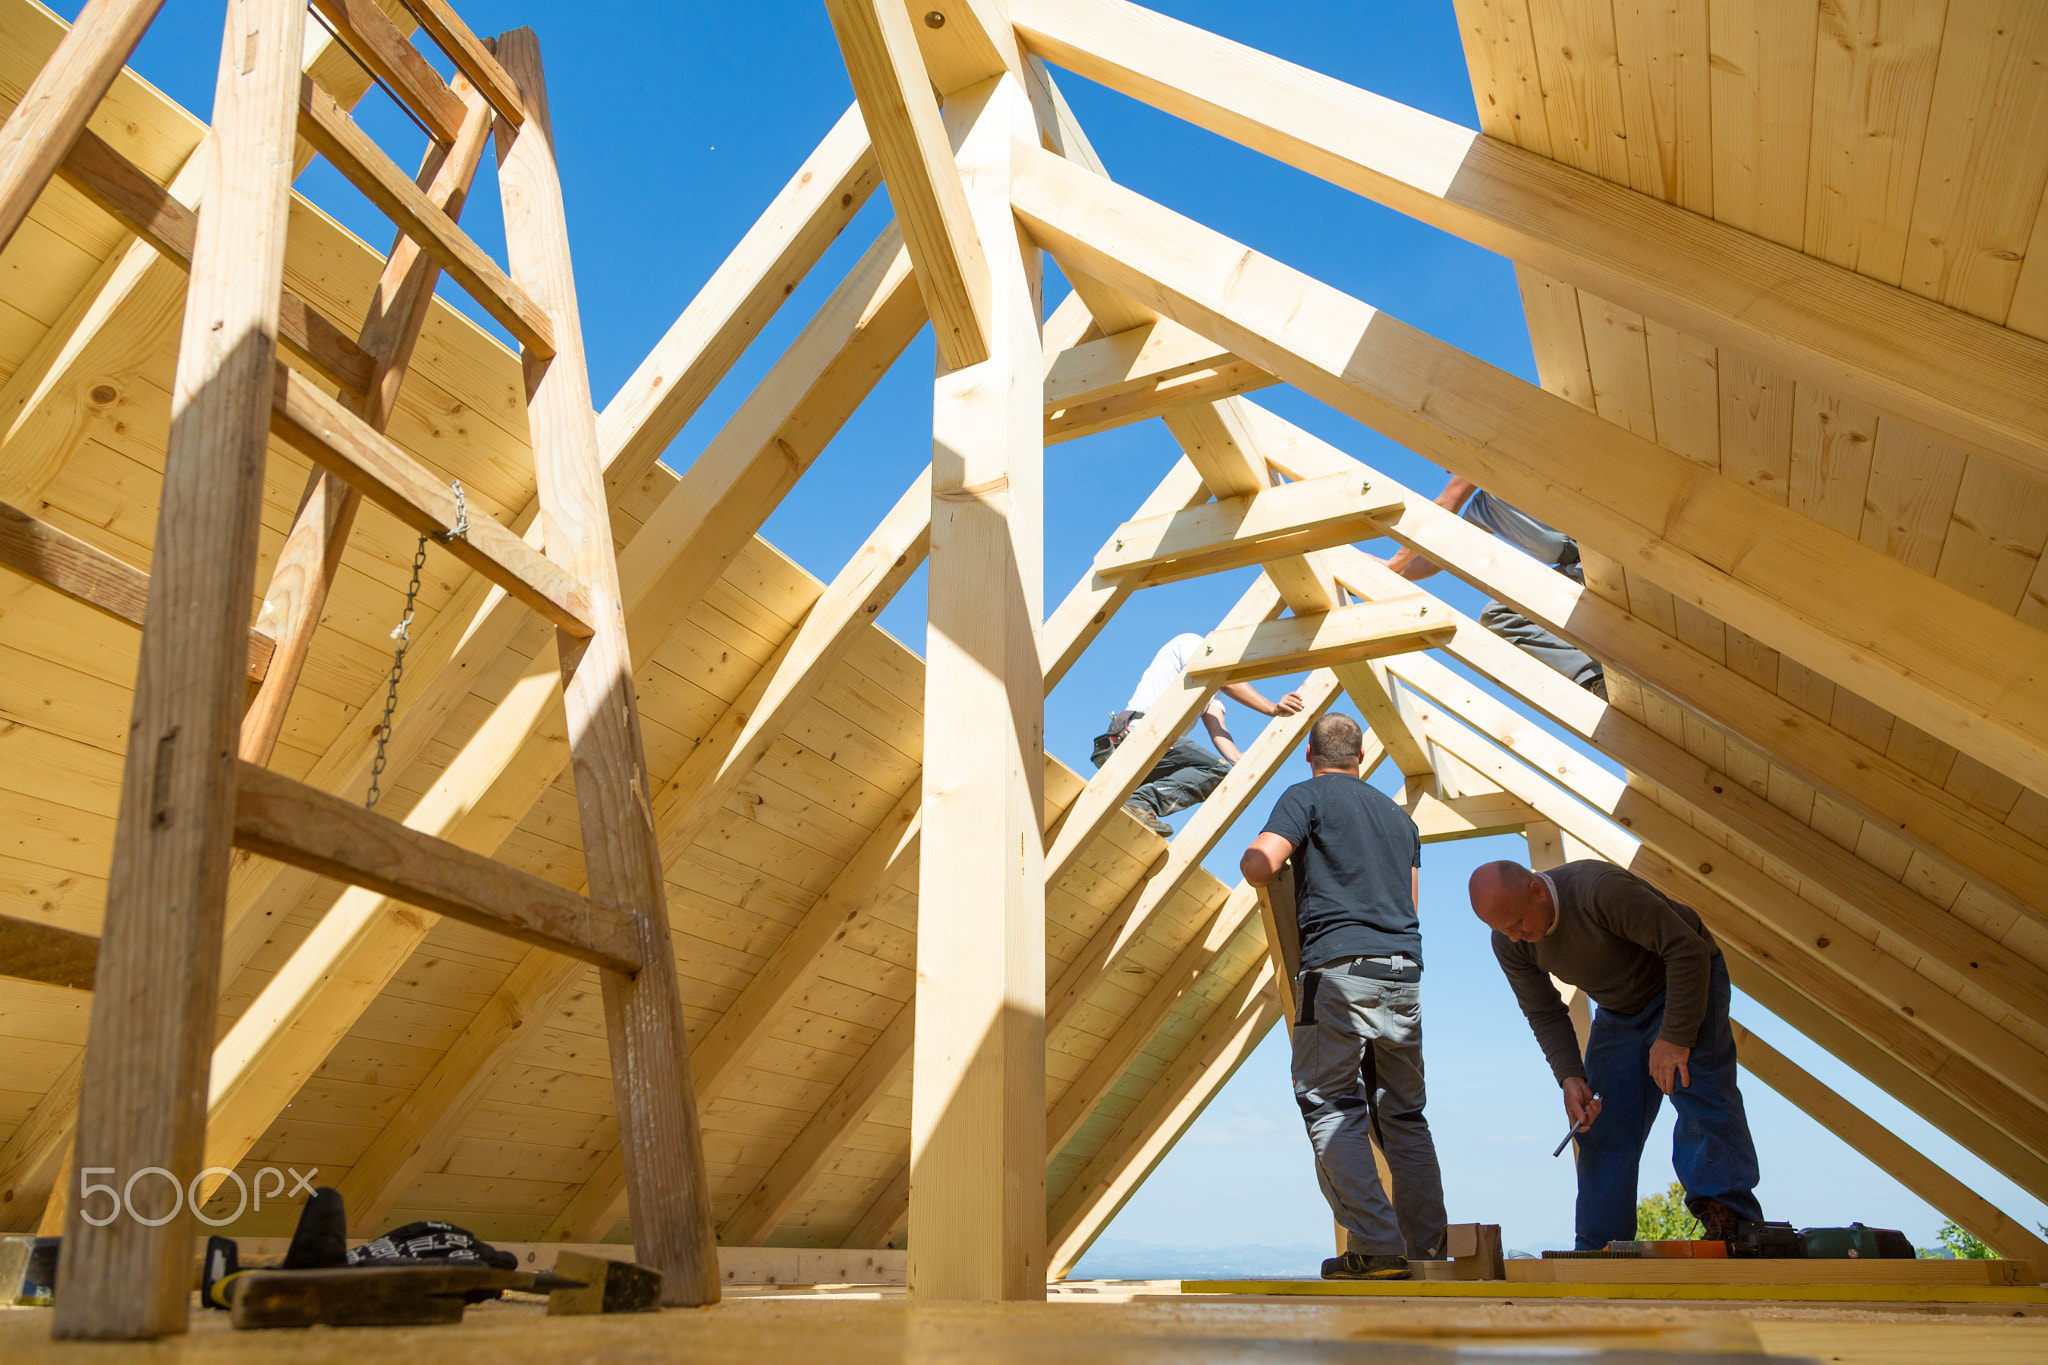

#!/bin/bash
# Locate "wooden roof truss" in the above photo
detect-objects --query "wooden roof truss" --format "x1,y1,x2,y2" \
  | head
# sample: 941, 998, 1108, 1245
0, 0, 2041, 1325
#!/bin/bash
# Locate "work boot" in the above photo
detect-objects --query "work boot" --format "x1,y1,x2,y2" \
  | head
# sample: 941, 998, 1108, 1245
1692, 1196, 1743, 1245
1122, 800, 1173, 838
1321, 1252, 1410, 1281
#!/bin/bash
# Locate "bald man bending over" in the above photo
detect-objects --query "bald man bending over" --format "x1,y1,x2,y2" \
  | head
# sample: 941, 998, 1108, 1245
1470, 860, 1763, 1249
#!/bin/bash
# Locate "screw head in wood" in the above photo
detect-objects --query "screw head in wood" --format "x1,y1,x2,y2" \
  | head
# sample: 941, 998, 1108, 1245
924, 10, 945, 26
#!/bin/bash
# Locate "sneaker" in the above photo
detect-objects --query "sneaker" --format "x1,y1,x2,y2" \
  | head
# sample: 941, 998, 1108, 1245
1692, 1196, 1743, 1245
1321, 1252, 1410, 1280
1122, 801, 1173, 838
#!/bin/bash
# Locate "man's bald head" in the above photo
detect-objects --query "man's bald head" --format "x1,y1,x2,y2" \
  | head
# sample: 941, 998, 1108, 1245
1469, 860, 1555, 943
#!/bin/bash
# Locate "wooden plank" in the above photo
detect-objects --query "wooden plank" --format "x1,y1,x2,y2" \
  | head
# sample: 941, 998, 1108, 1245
907, 0, 1029, 97
1507, 1256, 2036, 1287
1730, 1020, 2048, 1268
1188, 596, 1452, 686
1405, 786, 1537, 842
1007, 147, 2048, 800
1242, 401, 2048, 918
1005, 0, 2048, 490
294, 74, 555, 357
53, 0, 307, 1340
239, 80, 498, 766
1043, 317, 1244, 411
0, 497, 274, 680
720, 1003, 914, 1245
1039, 455, 1207, 689
267, 363, 594, 637
0, 0, 164, 254
492, 26, 716, 1308
1044, 670, 1345, 1037
1041, 574, 1280, 893
1092, 471, 1402, 586
908, 73, 1042, 1301
595, 102, 879, 498
1044, 356, 1276, 445
54, 126, 376, 397
1046, 962, 1278, 1277
1046, 885, 1257, 1157
1405, 684, 2048, 1162
822, 0, 990, 370
400, 0, 524, 126
1327, 544, 2048, 1040
229, 761, 641, 973
307, 0, 465, 144
0, 914, 95, 990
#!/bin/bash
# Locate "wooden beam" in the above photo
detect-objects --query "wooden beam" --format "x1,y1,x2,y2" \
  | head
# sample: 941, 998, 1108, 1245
908, 72, 1042, 1302
1006, 0, 2048, 490
1041, 573, 1281, 892
720, 1004, 915, 1245
1339, 547, 2048, 1043
1040, 455, 1208, 689
295, 74, 555, 356
0, 0, 164, 254
1404, 786, 1537, 842
1046, 959, 1279, 1277
1009, 147, 2048, 802
267, 363, 593, 634
1190, 596, 1452, 686
1730, 1020, 2048, 1268
1044, 670, 1345, 1035
1092, 471, 1401, 586
54, 126, 376, 397
0, 914, 96, 991
492, 26, 717, 1307
229, 760, 642, 973
1242, 404, 2048, 920
54, 0, 307, 1339
307, 0, 465, 143
906, 0, 1029, 97
400, 0, 524, 126
823, 0, 991, 369
1042, 316, 1275, 443
595, 102, 878, 497
651, 465, 931, 860
0, 498, 275, 680
1047, 885, 1259, 1157
1402, 681, 2048, 1163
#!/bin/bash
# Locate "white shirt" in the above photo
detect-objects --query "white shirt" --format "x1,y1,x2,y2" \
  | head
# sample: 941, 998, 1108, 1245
1125, 634, 1224, 738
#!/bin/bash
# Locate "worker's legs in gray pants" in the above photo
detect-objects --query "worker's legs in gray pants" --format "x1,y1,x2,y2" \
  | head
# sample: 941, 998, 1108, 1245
1292, 969, 1447, 1258
1125, 736, 1231, 819
1478, 598, 1605, 695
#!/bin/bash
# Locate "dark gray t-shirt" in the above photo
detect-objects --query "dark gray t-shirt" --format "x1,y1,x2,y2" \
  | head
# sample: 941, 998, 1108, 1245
1261, 773, 1423, 969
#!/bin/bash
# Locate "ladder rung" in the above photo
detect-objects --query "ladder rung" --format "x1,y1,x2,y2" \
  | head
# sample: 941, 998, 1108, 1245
0, 912, 98, 991
310, 0, 467, 145
57, 127, 375, 398
231, 760, 644, 974
297, 75, 556, 358
403, 0, 526, 127
267, 364, 595, 637
0, 498, 276, 681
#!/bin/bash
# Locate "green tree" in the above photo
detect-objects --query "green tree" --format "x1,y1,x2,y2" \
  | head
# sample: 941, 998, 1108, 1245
1635, 1182, 1705, 1241
1934, 1220, 1995, 1259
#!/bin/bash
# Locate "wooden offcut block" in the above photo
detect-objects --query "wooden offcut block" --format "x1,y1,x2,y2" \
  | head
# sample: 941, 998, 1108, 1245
1444, 1223, 1504, 1280
547, 1249, 662, 1315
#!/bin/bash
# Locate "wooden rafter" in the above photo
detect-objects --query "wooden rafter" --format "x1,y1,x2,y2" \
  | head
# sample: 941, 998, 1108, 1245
1009, 144, 2048, 800
1006, 0, 2048, 490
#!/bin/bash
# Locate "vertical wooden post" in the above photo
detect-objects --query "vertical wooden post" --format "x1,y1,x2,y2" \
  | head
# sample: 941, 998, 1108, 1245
53, 0, 306, 1340
910, 71, 1045, 1303
492, 28, 718, 1307
1525, 819, 1593, 1056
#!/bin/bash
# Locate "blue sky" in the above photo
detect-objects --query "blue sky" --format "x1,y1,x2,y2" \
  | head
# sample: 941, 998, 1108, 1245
104, 0, 2047, 1264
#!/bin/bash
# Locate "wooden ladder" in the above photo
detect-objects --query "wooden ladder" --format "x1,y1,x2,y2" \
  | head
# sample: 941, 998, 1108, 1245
0, 0, 719, 1338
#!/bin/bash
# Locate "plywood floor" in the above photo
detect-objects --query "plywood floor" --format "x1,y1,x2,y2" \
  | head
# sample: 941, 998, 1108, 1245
5, 1290, 2046, 1363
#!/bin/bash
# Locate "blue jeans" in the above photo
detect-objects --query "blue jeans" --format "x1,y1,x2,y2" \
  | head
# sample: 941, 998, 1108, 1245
1575, 952, 1761, 1248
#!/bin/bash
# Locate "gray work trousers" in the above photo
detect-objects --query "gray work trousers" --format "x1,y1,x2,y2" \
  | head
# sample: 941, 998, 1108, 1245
1478, 562, 1605, 695
1292, 968, 1446, 1258
1106, 735, 1231, 819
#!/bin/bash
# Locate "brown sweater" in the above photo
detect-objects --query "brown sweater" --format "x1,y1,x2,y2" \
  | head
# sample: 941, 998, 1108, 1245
1492, 861, 1719, 1085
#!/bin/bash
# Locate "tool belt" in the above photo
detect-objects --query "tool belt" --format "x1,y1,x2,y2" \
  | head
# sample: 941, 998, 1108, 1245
1091, 708, 1142, 767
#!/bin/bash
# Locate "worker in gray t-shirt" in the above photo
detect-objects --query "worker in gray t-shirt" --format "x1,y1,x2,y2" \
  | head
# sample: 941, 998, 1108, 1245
1374, 475, 1605, 698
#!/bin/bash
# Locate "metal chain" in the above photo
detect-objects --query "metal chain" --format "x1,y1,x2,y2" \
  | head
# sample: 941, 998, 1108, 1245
365, 481, 469, 810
